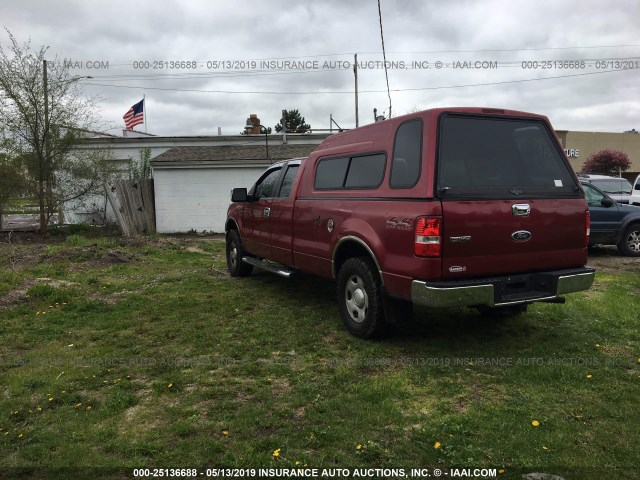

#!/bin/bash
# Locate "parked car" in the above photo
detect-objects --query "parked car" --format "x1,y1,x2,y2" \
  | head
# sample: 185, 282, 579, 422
629, 174, 640, 206
226, 107, 595, 338
577, 173, 633, 204
581, 181, 640, 256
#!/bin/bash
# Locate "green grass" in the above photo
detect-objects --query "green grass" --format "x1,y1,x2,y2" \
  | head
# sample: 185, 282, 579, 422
1, 198, 40, 215
0, 233, 639, 479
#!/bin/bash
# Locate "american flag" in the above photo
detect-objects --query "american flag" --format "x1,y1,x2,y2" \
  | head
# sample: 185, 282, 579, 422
123, 99, 144, 130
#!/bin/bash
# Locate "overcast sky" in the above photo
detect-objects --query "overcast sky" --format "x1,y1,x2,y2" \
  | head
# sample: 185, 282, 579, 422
2, 0, 639, 136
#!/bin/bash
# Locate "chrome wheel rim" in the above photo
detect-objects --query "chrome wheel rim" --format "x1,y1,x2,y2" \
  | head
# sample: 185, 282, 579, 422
627, 230, 640, 253
230, 243, 238, 268
345, 274, 368, 323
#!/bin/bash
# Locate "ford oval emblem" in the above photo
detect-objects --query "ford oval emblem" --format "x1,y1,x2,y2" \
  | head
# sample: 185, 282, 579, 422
511, 230, 532, 242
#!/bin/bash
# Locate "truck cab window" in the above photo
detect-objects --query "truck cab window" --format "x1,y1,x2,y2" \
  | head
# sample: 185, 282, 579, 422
278, 165, 300, 198
254, 168, 282, 199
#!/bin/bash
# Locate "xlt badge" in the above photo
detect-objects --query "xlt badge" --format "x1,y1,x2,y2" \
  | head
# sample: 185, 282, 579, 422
450, 235, 471, 243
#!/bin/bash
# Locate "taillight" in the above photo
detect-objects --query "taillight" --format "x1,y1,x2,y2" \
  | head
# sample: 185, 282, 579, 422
585, 210, 590, 247
415, 217, 442, 257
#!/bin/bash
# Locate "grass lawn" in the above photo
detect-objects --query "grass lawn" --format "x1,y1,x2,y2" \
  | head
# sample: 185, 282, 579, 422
0, 233, 638, 479
1, 198, 40, 215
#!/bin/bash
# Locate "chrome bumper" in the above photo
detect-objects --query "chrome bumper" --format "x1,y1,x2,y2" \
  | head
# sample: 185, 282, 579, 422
411, 268, 596, 308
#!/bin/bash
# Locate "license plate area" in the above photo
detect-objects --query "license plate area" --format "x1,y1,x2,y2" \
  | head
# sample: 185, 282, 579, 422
493, 273, 556, 304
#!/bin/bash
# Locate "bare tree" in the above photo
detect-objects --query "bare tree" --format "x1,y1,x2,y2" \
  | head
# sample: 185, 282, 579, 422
0, 149, 26, 230
0, 29, 111, 233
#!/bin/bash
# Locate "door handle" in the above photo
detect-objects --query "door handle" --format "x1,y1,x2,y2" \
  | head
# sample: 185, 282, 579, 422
512, 204, 530, 216
263, 207, 271, 217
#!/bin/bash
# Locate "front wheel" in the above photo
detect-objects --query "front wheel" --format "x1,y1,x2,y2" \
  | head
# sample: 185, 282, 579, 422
618, 223, 640, 257
336, 257, 387, 338
226, 229, 253, 277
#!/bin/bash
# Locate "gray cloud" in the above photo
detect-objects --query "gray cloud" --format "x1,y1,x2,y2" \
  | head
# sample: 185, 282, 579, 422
2, 0, 639, 135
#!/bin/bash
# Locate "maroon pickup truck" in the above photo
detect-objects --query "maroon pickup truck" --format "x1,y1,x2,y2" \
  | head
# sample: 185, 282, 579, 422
225, 107, 595, 338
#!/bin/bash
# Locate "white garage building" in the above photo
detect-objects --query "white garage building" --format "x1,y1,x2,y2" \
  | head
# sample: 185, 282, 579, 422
150, 143, 320, 233
74, 131, 329, 233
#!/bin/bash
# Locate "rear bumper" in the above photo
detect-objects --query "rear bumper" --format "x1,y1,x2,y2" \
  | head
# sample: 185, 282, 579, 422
411, 267, 595, 308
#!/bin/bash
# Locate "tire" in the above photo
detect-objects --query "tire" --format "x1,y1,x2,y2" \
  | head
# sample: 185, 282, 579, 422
336, 257, 387, 338
226, 229, 253, 277
476, 304, 528, 318
617, 223, 640, 257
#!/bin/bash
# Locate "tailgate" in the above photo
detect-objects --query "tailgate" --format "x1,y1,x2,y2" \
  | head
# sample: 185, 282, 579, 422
436, 112, 588, 280
441, 198, 587, 279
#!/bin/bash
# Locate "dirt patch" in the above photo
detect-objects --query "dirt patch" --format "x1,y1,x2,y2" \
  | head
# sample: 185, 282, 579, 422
123, 404, 145, 423
103, 249, 137, 264
0, 289, 29, 309
185, 246, 208, 254
587, 246, 640, 274
38, 246, 139, 269
0, 277, 78, 310
270, 378, 291, 397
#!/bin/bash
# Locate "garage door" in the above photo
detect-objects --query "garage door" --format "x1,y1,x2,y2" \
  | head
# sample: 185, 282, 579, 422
153, 167, 266, 233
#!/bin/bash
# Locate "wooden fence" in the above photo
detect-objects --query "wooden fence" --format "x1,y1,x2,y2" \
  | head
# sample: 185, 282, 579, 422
105, 179, 156, 236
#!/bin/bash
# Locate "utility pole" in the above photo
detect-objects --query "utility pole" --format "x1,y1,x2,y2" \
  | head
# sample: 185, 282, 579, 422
282, 109, 287, 144
143, 93, 147, 134
353, 53, 359, 128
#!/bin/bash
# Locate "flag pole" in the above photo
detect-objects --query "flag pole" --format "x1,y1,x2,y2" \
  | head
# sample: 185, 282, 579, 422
143, 94, 147, 134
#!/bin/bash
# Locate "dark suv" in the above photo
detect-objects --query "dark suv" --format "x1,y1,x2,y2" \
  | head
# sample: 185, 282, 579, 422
582, 181, 640, 256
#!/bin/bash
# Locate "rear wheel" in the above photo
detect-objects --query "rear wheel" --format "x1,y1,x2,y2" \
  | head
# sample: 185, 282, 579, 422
618, 223, 640, 257
337, 257, 387, 338
226, 230, 253, 277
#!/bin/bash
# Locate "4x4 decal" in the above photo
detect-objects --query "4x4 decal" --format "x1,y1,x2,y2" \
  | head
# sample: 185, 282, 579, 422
386, 217, 413, 230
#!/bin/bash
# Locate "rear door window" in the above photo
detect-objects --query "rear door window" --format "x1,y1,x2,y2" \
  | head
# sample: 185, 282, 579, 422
437, 115, 579, 197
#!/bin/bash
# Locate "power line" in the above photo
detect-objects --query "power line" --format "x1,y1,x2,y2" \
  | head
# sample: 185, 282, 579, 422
377, 0, 392, 118
78, 68, 631, 95
382, 44, 640, 54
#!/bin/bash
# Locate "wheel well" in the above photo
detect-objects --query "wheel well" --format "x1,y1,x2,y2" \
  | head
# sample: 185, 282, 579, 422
225, 219, 238, 233
623, 221, 640, 233
333, 239, 382, 282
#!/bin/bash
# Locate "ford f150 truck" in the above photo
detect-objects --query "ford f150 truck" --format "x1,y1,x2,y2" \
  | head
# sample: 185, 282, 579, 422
225, 107, 595, 338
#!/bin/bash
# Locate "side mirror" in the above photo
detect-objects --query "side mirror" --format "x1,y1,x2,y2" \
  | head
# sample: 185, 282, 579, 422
635, 183, 640, 191
601, 197, 614, 208
231, 188, 248, 202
